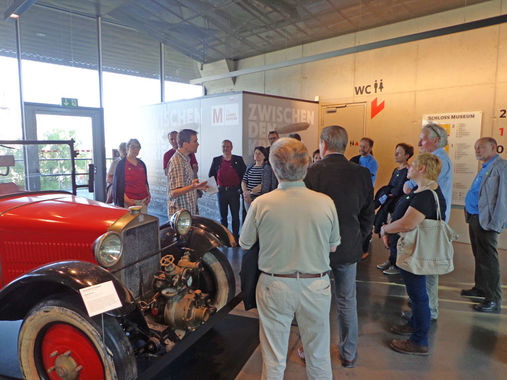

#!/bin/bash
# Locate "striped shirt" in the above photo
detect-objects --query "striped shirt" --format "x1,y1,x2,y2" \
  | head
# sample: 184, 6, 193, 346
242, 164, 264, 191
167, 150, 198, 216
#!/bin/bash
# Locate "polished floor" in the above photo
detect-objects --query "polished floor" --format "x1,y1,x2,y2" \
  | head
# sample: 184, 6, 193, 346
1, 237, 506, 379
232, 236, 507, 380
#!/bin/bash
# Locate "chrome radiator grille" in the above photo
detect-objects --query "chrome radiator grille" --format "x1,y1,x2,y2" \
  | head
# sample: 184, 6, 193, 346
114, 218, 160, 299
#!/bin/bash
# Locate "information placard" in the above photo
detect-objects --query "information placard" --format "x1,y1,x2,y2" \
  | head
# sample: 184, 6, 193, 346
79, 280, 123, 317
422, 112, 482, 206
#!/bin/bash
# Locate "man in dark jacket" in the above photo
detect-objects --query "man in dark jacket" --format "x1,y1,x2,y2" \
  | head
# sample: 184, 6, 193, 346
209, 140, 246, 241
304, 125, 374, 368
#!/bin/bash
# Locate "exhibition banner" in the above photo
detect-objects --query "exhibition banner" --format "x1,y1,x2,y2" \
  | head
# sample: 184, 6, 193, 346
136, 91, 318, 219
243, 93, 319, 163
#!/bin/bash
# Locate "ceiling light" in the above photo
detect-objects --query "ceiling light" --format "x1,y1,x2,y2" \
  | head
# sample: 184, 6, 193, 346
3, 0, 36, 20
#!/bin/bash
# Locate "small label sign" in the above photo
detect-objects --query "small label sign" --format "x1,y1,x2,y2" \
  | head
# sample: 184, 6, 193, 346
79, 281, 122, 317
61, 97, 78, 107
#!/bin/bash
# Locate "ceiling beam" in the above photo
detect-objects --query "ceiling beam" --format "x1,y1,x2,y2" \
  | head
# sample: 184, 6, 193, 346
191, 14, 507, 84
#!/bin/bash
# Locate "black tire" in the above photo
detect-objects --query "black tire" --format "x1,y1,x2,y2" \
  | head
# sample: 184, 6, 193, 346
198, 248, 236, 309
18, 295, 137, 380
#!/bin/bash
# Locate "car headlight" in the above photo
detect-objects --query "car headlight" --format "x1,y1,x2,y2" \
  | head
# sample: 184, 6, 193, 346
94, 232, 122, 267
170, 209, 192, 235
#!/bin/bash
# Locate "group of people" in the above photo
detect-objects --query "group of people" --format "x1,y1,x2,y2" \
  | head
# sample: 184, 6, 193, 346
107, 123, 505, 379
239, 124, 505, 379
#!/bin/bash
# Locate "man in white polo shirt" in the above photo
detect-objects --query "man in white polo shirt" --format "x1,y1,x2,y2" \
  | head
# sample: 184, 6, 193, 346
240, 137, 340, 380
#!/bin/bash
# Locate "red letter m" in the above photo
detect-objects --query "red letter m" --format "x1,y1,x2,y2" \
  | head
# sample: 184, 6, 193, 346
213, 108, 223, 124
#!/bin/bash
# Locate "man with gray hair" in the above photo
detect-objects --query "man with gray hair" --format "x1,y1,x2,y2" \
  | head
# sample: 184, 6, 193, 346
304, 126, 374, 368
462, 137, 506, 313
240, 137, 340, 379
402, 122, 453, 323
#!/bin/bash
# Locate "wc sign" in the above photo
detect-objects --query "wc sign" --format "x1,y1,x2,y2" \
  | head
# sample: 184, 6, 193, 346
211, 104, 239, 126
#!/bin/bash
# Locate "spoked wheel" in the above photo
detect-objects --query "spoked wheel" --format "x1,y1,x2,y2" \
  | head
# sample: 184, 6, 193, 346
18, 296, 136, 380
196, 248, 236, 309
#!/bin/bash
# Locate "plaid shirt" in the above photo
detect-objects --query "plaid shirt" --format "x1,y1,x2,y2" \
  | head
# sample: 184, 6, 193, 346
167, 150, 198, 216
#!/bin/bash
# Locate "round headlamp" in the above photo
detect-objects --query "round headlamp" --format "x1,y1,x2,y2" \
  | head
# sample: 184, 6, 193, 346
94, 232, 122, 268
170, 209, 192, 235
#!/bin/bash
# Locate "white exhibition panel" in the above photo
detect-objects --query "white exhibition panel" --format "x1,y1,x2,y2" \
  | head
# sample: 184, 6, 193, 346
133, 91, 318, 219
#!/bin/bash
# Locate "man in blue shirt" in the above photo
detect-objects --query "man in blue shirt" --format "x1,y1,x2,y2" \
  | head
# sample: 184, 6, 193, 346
402, 122, 453, 322
461, 137, 506, 313
350, 137, 378, 259
351, 137, 378, 186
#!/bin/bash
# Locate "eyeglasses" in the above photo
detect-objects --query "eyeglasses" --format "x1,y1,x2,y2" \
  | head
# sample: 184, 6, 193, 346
130, 145, 141, 149
425, 124, 440, 139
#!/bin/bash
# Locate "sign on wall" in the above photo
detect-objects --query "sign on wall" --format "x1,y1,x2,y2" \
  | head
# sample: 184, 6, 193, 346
242, 93, 319, 163
422, 111, 482, 206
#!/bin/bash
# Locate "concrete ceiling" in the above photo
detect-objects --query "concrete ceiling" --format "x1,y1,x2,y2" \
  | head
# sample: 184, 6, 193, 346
0, 0, 490, 81
34, 0, 488, 63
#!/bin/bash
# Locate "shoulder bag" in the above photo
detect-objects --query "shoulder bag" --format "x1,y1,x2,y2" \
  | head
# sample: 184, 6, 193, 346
396, 190, 458, 275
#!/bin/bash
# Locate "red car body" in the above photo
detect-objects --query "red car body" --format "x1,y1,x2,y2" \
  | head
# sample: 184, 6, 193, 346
0, 192, 128, 288
0, 141, 237, 379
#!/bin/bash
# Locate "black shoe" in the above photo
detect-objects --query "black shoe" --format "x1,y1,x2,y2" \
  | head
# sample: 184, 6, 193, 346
461, 287, 485, 298
341, 354, 357, 368
473, 300, 501, 313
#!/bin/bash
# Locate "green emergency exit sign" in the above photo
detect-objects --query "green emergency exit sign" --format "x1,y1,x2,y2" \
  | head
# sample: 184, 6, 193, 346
61, 98, 78, 107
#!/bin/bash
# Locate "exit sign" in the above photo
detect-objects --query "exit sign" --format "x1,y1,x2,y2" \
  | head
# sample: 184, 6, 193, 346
61, 98, 78, 107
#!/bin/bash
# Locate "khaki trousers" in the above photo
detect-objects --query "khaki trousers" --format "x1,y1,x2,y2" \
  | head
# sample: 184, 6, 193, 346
256, 273, 332, 380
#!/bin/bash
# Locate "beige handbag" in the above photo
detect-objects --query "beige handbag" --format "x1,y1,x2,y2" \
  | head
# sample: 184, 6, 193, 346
396, 190, 458, 275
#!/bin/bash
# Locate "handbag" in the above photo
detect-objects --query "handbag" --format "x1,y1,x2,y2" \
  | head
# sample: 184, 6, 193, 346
239, 242, 260, 310
396, 190, 458, 275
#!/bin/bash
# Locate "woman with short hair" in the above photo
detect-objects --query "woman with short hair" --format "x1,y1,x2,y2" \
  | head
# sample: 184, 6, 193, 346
113, 138, 150, 213
376, 143, 414, 274
241, 146, 267, 210
380, 153, 446, 355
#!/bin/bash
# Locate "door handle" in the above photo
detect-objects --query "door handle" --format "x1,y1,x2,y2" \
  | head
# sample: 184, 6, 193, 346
88, 163, 95, 193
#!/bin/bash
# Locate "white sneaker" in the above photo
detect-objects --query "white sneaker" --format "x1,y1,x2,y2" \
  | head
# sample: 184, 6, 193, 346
383, 265, 400, 275
377, 260, 391, 270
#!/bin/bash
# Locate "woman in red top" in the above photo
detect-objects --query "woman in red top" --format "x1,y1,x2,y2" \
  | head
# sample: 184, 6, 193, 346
113, 139, 150, 213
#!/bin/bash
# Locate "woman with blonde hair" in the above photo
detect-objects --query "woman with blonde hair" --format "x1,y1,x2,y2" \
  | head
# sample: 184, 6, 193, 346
380, 153, 447, 355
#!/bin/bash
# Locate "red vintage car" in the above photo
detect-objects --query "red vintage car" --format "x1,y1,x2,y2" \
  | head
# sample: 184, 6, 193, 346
0, 140, 236, 379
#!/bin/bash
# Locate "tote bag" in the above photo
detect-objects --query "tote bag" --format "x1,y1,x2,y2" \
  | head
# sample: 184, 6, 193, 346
396, 190, 458, 275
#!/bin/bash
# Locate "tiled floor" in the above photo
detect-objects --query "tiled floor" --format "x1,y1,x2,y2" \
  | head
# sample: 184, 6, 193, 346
231, 237, 507, 380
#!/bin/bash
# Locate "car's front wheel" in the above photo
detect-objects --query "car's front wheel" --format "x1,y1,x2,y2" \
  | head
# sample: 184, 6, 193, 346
197, 248, 236, 309
18, 295, 137, 380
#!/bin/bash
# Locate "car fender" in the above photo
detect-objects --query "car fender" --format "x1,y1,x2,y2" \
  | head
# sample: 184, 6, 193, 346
190, 215, 236, 249
0, 260, 146, 328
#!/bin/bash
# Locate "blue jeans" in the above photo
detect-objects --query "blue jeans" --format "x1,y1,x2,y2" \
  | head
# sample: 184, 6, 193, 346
399, 269, 430, 346
331, 263, 358, 361
217, 187, 240, 239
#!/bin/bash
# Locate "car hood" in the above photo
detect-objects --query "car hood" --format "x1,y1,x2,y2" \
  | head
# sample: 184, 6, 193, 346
0, 192, 128, 233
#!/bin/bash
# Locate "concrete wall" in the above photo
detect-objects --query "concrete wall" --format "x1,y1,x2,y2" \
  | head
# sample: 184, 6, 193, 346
200, 0, 507, 248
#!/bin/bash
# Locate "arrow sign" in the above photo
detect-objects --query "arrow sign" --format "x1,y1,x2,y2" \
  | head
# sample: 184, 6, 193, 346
371, 97, 385, 119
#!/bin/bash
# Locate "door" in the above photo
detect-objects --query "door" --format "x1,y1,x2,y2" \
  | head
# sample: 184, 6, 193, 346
24, 102, 106, 201
320, 103, 366, 159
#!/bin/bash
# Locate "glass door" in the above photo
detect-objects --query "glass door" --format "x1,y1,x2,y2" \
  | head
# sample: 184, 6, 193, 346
24, 103, 106, 201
